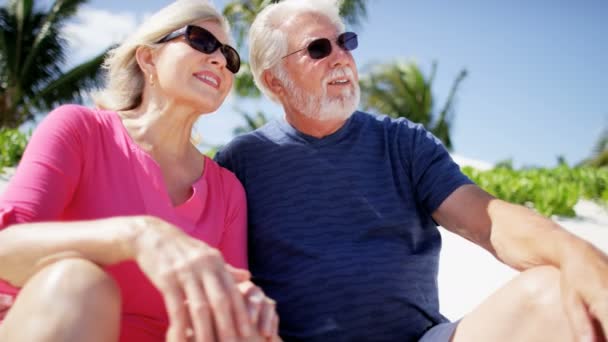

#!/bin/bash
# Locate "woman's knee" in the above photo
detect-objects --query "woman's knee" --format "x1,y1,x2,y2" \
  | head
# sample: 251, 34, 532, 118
0, 258, 121, 342
31, 257, 121, 310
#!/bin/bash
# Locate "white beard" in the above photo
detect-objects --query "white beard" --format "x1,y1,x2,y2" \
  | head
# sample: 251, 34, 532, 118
276, 66, 360, 121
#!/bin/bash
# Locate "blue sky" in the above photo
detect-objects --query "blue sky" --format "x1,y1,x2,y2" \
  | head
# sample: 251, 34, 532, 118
34, 0, 608, 167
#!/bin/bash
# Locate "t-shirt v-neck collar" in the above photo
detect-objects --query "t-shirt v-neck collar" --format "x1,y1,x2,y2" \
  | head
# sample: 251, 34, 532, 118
108, 110, 207, 224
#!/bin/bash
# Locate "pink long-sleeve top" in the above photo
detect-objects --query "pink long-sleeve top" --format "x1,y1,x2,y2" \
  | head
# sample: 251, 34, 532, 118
0, 104, 248, 341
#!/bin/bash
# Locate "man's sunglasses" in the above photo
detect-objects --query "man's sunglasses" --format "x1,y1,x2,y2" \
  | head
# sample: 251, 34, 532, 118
283, 32, 358, 60
157, 25, 241, 74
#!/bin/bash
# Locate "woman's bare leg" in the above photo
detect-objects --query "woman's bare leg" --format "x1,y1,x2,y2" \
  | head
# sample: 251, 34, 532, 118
0, 258, 121, 342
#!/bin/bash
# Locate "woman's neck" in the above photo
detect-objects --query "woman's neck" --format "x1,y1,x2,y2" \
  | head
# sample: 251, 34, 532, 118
120, 99, 199, 162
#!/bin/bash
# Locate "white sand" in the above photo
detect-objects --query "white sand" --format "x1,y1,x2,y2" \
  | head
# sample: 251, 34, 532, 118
1, 167, 606, 321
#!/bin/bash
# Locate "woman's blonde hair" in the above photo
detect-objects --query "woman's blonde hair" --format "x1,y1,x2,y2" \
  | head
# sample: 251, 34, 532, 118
93, 0, 230, 111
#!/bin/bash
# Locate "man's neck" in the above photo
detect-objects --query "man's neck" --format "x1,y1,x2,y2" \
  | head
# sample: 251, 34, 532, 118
283, 109, 350, 139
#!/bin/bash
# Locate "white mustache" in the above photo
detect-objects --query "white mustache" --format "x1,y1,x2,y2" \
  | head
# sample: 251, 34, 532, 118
323, 67, 355, 84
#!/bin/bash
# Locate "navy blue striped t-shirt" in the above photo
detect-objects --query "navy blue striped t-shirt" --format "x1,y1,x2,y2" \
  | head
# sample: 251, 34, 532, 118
215, 111, 472, 341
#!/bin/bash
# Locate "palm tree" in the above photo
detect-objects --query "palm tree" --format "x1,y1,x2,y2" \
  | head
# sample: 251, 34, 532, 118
222, 0, 368, 99
582, 127, 608, 167
233, 109, 271, 136
0, 0, 109, 128
359, 61, 467, 150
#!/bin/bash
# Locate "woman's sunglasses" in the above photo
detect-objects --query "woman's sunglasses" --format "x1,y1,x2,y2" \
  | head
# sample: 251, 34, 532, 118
283, 32, 358, 60
157, 25, 241, 74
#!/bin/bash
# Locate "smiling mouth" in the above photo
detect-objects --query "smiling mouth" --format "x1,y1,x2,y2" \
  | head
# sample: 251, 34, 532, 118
328, 79, 350, 85
194, 74, 220, 89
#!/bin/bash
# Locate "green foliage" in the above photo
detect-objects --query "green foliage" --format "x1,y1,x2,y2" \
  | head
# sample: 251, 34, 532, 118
233, 62, 261, 98
233, 109, 270, 135
359, 61, 467, 150
0, 0, 109, 128
0, 127, 29, 171
462, 165, 608, 217
204, 146, 219, 159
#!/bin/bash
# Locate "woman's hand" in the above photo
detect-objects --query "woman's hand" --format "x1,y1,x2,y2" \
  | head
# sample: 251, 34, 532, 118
238, 281, 280, 341
125, 215, 254, 342
0, 294, 13, 320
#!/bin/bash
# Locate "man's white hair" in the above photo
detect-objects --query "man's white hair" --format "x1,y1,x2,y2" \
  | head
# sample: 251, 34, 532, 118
248, 0, 345, 103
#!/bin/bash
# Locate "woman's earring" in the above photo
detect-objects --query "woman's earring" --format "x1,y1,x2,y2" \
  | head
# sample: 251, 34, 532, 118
149, 74, 155, 87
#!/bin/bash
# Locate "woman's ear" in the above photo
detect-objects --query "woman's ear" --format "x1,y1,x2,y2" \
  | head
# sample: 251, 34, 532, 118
263, 69, 285, 99
134, 46, 157, 81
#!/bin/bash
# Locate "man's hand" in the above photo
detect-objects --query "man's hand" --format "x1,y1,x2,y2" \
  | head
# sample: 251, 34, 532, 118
560, 242, 608, 341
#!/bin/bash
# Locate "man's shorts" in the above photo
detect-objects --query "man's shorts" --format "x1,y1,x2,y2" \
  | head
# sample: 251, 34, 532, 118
419, 320, 460, 342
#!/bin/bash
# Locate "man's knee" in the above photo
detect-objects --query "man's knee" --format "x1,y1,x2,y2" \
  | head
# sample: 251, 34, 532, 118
514, 266, 563, 318
453, 266, 570, 342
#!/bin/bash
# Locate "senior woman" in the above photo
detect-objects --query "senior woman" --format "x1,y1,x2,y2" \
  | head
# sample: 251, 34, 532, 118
0, 0, 278, 341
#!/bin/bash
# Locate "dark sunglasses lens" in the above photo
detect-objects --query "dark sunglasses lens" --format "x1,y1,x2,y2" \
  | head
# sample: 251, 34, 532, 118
220, 46, 241, 73
187, 26, 241, 74
307, 38, 332, 59
338, 32, 358, 51
187, 26, 220, 53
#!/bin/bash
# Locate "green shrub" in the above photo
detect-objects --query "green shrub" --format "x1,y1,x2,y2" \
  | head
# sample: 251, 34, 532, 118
0, 128, 30, 172
462, 165, 608, 217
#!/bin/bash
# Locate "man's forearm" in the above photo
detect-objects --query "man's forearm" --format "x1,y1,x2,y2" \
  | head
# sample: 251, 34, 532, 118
487, 199, 596, 271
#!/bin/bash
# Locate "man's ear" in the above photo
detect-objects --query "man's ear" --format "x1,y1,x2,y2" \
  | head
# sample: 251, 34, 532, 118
263, 69, 285, 99
134, 46, 157, 79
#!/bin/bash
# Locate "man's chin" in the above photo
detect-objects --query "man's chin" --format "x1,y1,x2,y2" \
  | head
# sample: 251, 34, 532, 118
314, 111, 353, 122
313, 104, 356, 121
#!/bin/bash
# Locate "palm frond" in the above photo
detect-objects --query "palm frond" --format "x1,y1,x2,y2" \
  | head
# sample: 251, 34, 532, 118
234, 62, 261, 98
32, 47, 108, 112
338, 0, 367, 28
0, 0, 108, 128
360, 60, 467, 149
436, 68, 467, 129
20, 0, 88, 85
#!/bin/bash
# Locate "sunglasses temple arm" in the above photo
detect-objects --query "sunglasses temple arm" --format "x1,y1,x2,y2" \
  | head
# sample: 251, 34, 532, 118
282, 48, 306, 59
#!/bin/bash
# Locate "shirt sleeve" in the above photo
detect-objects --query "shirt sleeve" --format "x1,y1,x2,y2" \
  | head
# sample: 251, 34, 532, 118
214, 146, 233, 172
0, 105, 90, 229
404, 121, 473, 214
217, 169, 248, 270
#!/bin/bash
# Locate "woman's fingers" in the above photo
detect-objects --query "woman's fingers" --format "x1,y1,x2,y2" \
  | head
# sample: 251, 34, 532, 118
257, 297, 277, 337
239, 282, 278, 338
239, 282, 265, 325
271, 313, 279, 339
203, 262, 252, 341
0, 294, 13, 308
160, 274, 188, 342
182, 275, 214, 342
220, 269, 254, 339
226, 264, 251, 282
247, 290, 264, 325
